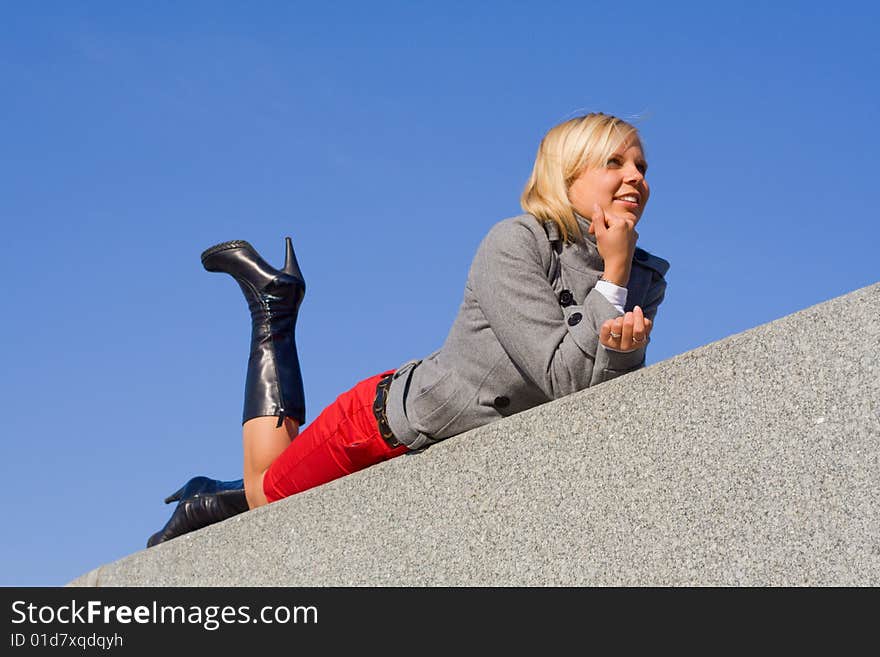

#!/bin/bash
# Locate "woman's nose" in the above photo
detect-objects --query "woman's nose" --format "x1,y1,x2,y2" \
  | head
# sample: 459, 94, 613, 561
624, 164, 644, 183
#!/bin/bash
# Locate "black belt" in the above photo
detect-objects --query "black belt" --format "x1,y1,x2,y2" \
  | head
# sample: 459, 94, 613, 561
373, 373, 402, 448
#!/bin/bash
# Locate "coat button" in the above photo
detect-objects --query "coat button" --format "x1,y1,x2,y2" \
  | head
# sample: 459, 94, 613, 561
558, 289, 574, 307
493, 396, 510, 409
567, 312, 582, 326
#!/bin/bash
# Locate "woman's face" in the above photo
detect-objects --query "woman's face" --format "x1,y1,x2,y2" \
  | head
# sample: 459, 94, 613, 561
568, 137, 650, 225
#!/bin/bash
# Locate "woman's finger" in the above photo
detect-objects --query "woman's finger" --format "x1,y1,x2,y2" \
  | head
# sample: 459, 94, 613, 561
644, 317, 653, 336
632, 306, 646, 345
621, 312, 634, 348
600, 319, 623, 349
599, 319, 613, 346
592, 203, 606, 236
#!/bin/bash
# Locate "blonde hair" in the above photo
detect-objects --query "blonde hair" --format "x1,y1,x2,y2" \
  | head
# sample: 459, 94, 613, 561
521, 112, 641, 243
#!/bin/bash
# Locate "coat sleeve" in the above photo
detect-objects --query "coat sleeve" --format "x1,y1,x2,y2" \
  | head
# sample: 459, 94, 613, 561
469, 219, 628, 399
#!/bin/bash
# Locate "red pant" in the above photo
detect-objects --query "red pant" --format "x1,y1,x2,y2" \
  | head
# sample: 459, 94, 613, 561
263, 370, 409, 502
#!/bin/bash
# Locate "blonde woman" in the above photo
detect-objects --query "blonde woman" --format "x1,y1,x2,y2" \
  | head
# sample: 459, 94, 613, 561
148, 112, 669, 547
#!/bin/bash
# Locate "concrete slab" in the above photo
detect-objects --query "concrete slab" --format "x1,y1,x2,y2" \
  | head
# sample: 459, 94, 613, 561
69, 282, 880, 586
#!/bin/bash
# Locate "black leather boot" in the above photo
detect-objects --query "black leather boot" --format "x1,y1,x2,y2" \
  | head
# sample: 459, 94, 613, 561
201, 237, 307, 426
146, 476, 249, 548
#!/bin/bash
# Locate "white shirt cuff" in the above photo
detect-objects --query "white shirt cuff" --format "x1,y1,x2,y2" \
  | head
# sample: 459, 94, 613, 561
595, 279, 627, 314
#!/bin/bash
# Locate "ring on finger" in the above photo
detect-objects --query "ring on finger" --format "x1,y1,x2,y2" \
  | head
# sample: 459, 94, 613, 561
632, 335, 645, 343
609, 331, 622, 339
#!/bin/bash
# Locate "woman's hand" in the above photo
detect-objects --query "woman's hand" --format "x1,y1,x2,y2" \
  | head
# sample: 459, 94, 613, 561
599, 305, 653, 352
588, 203, 638, 286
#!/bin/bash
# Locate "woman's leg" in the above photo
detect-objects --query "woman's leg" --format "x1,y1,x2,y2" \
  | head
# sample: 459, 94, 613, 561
204, 236, 308, 507
242, 416, 299, 509
147, 237, 308, 547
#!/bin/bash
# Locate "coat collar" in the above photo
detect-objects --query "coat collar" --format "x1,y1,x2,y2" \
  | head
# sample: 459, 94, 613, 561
574, 213, 598, 246
537, 212, 670, 278
541, 213, 597, 246
541, 213, 603, 272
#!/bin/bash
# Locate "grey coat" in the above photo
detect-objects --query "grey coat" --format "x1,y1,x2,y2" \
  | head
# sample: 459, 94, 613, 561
385, 213, 669, 451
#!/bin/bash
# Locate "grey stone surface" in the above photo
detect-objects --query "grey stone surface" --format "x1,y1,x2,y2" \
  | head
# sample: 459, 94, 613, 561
69, 282, 880, 586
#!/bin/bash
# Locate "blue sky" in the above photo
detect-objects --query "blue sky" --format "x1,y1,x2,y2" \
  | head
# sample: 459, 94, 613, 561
1, 1, 877, 586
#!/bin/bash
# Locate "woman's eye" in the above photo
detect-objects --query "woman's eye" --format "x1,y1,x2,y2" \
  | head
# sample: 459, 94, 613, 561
637, 163, 648, 174
606, 157, 622, 167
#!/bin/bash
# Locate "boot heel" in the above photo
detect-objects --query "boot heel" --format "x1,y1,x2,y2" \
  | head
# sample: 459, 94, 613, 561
161, 475, 214, 505
163, 486, 185, 504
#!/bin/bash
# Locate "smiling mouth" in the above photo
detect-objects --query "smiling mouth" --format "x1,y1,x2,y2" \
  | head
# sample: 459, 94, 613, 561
614, 194, 640, 205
